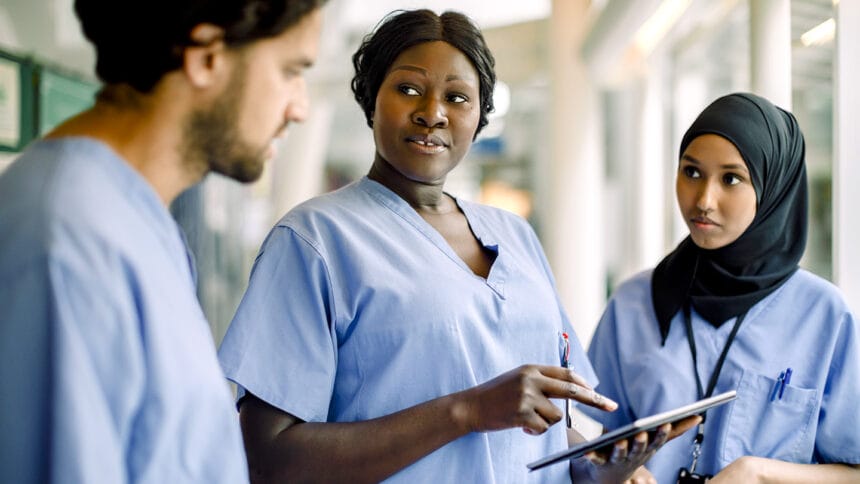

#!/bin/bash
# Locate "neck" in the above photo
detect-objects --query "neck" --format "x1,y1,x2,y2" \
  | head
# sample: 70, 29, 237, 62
45, 84, 205, 206
367, 154, 454, 214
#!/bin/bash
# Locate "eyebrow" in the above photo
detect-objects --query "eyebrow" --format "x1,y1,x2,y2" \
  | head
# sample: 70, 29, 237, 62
681, 154, 749, 172
389, 65, 473, 82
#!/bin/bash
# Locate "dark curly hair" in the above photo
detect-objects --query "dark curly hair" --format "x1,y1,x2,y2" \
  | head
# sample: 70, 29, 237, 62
351, 9, 496, 138
74, 0, 327, 93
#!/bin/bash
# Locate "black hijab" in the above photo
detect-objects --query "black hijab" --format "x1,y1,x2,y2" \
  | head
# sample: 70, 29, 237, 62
652, 92, 808, 344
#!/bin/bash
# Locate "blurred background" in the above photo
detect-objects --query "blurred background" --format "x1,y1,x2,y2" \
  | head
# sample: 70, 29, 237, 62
1, 0, 857, 346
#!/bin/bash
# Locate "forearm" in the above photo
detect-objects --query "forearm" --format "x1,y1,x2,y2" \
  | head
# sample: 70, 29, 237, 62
719, 456, 860, 484
757, 460, 860, 484
243, 364, 614, 483
249, 393, 471, 483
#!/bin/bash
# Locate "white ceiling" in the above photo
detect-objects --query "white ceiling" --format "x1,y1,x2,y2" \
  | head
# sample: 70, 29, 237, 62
0, 0, 552, 77
335, 0, 550, 30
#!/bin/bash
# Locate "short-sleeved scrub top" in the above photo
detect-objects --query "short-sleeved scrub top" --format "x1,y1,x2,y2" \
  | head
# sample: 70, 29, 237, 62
0, 138, 248, 483
583, 269, 860, 483
219, 177, 595, 483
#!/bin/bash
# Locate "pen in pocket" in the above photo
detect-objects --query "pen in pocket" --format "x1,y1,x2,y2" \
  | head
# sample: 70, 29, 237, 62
770, 367, 793, 401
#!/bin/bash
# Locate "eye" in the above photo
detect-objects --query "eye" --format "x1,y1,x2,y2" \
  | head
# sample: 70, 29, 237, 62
398, 85, 420, 96
723, 173, 742, 186
682, 166, 700, 179
447, 93, 468, 104
282, 64, 304, 79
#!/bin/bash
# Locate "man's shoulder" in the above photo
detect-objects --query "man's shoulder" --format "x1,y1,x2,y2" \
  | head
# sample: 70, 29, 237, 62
0, 139, 165, 275
1, 138, 130, 213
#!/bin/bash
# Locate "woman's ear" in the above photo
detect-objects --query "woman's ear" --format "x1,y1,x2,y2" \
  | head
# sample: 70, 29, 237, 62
183, 24, 227, 88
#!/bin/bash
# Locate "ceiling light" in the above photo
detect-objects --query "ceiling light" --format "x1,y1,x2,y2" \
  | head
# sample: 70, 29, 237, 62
633, 0, 692, 55
800, 18, 835, 47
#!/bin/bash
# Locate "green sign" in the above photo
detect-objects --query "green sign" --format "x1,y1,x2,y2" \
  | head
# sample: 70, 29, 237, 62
38, 68, 99, 135
0, 50, 33, 152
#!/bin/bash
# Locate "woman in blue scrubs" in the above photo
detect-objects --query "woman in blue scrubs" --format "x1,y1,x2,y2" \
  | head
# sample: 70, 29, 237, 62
218, 9, 696, 483
584, 92, 860, 483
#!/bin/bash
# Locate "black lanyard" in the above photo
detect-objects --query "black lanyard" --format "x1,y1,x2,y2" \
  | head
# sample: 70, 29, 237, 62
683, 303, 746, 446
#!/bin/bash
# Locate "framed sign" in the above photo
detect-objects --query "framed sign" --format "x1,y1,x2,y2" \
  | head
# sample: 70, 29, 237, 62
37, 67, 99, 136
0, 50, 34, 152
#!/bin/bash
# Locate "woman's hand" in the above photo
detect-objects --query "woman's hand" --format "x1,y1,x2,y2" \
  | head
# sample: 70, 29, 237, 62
572, 417, 701, 484
451, 364, 617, 435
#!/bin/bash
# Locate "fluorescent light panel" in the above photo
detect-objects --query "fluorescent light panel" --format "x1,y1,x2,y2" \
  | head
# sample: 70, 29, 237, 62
801, 18, 835, 46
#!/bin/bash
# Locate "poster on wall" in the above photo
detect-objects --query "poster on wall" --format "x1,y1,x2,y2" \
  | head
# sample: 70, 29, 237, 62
37, 68, 99, 136
0, 54, 21, 150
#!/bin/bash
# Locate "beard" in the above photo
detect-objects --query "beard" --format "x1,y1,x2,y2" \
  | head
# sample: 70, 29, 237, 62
181, 64, 272, 183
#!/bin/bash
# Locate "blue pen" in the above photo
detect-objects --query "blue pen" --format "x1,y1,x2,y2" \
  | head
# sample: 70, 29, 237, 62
770, 371, 785, 401
778, 367, 793, 400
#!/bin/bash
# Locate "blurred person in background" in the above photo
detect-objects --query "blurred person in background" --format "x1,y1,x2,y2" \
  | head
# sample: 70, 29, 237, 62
218, 9, 696, 483
0, 1, 326, 482
583, 92, 860, 483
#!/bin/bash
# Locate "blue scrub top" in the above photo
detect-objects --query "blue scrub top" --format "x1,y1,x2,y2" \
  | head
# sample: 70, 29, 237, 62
219, 177, 596, 483
0, 138, 248, 483
583, 269, 860, 483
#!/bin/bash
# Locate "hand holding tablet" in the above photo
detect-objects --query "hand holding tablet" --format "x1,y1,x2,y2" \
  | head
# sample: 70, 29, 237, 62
528, 390, 738, 471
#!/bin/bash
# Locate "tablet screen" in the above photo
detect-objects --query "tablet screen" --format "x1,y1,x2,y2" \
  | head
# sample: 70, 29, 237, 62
527, 390, 738, 471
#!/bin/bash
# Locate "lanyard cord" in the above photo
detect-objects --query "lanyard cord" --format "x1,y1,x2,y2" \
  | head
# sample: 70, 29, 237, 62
683, 303, 746, 403
683, 303, 746, 450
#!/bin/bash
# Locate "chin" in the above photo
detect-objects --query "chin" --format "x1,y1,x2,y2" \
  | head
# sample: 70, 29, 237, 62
405, 165, 454, 185
691, 237, 727, 251
212, 157, 265, 183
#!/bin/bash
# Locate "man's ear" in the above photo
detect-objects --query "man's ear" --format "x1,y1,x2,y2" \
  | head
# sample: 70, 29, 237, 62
183, 24, 228, 88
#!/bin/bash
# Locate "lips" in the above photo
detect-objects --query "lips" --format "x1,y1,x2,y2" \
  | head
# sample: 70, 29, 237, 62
406, 133, 448, 149
691, 215, 719, 227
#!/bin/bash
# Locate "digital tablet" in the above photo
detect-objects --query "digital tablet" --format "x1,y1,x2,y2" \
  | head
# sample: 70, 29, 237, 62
527, 390, 737, 471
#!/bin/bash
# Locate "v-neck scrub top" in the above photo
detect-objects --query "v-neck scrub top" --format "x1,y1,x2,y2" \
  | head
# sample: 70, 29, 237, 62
582, 270, 860, 483
0, 139, 248, 483
219, 177, 595, 483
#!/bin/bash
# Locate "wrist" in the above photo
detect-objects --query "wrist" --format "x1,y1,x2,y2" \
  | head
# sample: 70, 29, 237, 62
570, 456, 599, 484
447, 391, 476, 435
736, 456, 769, 484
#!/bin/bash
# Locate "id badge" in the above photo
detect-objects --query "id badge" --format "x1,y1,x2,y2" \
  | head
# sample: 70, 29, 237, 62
676, 468, 712, 483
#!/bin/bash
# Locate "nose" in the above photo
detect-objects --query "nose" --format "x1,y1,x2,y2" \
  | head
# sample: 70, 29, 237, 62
695, 180, 717, 213
285, 77, 310, 124
412, 97, 448, 128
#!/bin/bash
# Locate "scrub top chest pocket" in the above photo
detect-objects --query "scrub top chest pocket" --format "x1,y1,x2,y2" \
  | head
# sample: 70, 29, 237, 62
721, 368, 818, 465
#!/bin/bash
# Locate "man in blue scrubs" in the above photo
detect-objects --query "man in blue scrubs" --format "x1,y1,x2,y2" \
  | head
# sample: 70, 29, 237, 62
0, 1, 325, 482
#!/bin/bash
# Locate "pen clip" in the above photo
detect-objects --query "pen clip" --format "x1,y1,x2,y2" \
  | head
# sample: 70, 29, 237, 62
562, 332, 570, 368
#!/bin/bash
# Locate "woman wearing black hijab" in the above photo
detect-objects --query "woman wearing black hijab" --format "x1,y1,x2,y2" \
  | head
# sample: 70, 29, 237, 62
583, 93, 860, 483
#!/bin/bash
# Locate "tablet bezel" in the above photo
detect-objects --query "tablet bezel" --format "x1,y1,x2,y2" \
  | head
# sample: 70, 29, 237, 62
527, 390, 738, 471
